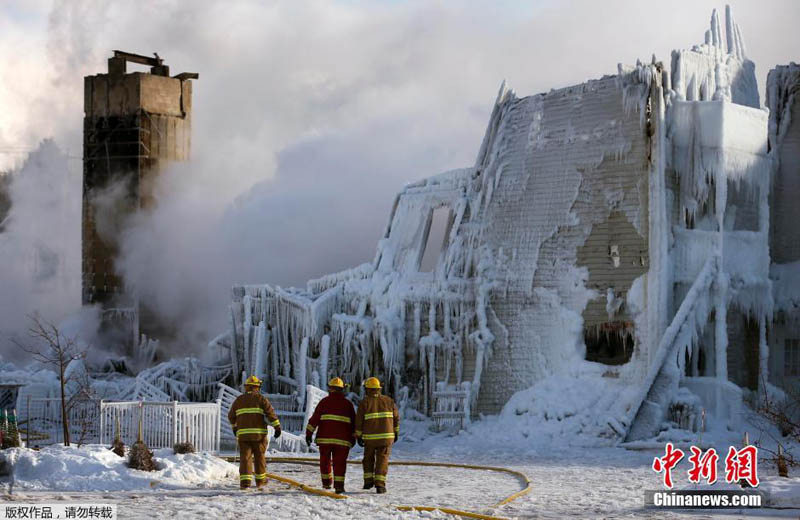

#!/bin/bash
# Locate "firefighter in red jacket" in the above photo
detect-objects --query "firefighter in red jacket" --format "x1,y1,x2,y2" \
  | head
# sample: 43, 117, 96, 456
306, 377, 356, 493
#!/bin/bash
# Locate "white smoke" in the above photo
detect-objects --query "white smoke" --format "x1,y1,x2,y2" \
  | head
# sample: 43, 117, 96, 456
1, 0, 799, 362
0, 140, 82, 362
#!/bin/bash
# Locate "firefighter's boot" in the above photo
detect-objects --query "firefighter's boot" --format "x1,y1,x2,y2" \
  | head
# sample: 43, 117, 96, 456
240, 474, 253, 490
376, 486, 386, 494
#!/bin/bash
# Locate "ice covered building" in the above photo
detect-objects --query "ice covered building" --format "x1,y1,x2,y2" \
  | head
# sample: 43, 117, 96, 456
767, 63, 800, 397
212, 7, 797, 441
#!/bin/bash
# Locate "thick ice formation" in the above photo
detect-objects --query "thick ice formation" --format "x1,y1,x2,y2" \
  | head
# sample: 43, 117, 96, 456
671, 6, 759, 108
209, 5, 791, 444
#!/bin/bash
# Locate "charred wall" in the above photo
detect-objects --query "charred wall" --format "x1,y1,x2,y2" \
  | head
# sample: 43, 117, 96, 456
82, 59, 193, 344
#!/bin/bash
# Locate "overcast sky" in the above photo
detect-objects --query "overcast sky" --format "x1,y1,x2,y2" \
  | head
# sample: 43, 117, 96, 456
1, 0, 798, 355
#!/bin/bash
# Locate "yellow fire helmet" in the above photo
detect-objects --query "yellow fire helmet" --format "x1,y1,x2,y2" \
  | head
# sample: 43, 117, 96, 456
328, 377, 345, 388
244, 375, 262, 387
364, 377, 381, 389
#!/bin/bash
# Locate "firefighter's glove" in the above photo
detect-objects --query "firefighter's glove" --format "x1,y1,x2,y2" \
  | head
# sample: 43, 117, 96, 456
232, 427, 238, 435
357, 437, 364, 447
394, 433, 398, 443
274, 426, 282, 439
305, 433, 312, 447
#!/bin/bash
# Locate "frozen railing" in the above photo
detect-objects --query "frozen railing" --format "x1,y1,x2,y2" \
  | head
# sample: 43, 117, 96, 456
216, 383, 306, 434
624, 257, 717, 441
116, 360, 233, 403
307, 262, 373, 294
217, 383, 322, 453
98, 400, 221, 453
122, 377, 170, 402
432, 382, 471, 432
267, 393, 305, 433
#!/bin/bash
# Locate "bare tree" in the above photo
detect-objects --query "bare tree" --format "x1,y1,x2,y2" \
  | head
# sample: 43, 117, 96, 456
748, 376, 800, 473
13, 314, 88, 447
68, 369, 97, 447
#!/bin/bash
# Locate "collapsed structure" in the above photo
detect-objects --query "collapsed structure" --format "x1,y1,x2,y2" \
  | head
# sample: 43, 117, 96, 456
209, 7, 798, 441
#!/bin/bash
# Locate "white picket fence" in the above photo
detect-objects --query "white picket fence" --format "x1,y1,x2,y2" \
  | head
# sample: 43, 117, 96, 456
98, 400, 222, 453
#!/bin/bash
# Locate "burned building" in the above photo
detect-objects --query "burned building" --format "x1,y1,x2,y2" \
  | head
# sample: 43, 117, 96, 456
82, 51, 197, 351
767, 63, 800, 396
213, 7, 798, 440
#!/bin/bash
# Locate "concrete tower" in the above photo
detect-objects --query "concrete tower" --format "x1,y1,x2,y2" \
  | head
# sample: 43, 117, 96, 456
82, 50, 197, 349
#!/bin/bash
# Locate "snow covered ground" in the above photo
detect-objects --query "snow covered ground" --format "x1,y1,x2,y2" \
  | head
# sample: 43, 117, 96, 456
3, 372, 799, 518
3, 429, 800, 519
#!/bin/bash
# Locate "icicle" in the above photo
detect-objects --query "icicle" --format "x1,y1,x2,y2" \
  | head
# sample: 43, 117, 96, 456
297, 337, 308, 403
734, 23, 746, 59
758, 316, 769, 397
243, 295, 253, 376
319, 334, 330, 385
724, 5, 735, 57
254, 321, 267, 382
711, 9, 722, 50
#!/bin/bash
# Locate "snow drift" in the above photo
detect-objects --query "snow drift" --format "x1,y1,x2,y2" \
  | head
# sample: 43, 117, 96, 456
2, 445, 236, 491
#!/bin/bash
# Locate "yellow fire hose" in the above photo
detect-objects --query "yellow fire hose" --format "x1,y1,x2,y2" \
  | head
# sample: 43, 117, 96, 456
224, 455, 532, 520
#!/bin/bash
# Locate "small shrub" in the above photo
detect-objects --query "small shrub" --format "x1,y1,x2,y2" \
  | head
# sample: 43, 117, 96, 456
128, 440, 156, 472
110, 438, 126, 458
172, 441, 195, 455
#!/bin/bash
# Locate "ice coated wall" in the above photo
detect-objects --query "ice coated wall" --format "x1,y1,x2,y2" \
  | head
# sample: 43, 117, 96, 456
221, 70, 658, 417
767, 64, 800, 265
766, 63, 800, 394
221, 6, 787, 434
473, 75, 652, 412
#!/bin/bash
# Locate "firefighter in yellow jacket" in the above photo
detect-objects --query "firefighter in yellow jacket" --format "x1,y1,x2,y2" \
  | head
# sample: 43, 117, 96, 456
228, 375, 281, 489
354, 377, 399, 494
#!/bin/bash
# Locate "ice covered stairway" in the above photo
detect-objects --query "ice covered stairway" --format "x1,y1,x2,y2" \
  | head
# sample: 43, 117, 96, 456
623, 257, 718, 442
216, 383, 312, 454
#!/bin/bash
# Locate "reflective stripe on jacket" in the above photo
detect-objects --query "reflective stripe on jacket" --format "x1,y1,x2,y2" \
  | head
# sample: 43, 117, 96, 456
355, 390, 399, 447
228, 390, 280, 442
307, 392, 356, 447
